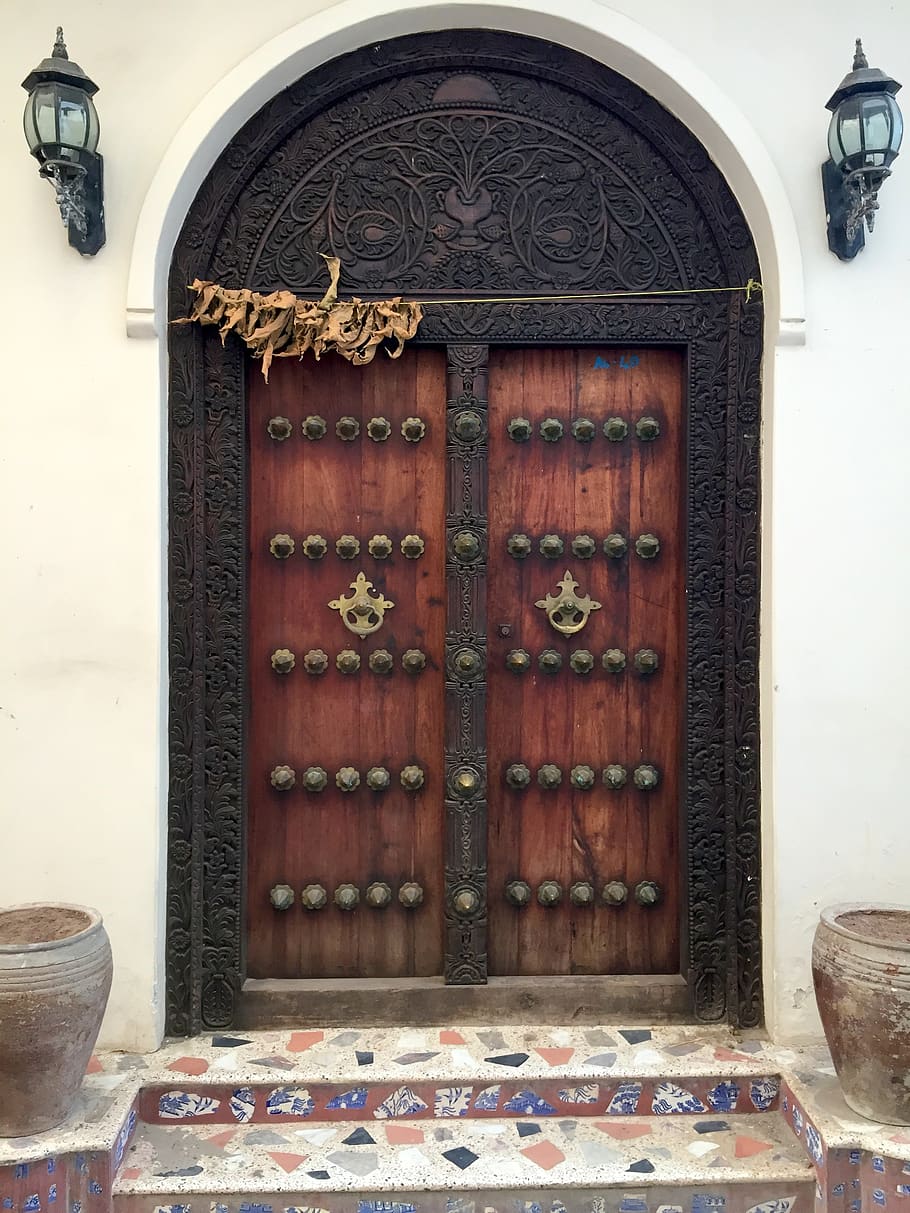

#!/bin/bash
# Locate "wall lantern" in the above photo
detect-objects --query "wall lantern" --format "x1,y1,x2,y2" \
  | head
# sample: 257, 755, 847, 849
823, 39, 902, 260
21, 28, 105, 256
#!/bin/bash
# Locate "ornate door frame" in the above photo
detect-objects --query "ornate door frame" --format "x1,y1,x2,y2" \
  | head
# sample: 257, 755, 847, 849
165, 30, 763, 1034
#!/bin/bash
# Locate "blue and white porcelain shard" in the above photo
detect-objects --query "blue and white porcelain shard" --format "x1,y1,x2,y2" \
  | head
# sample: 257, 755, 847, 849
792, 1106, 804, 1136
357, 1204, 417, 1213
872, 1193, 887, 1208
691, 1196, 726, 1213
150, 1207, 190, 1213
707, 1080, 740, 1112
749, 1077, 780, 1111
619, 1199, 649, 1213
158, 1091, 220, 1118
434, 1086, 473, 1117
113, 1107, 138, 1166
373, 1085, 428, 1118
503, 1089, 558, 1115
230, 1087, 256, 1122
284, 1207, 330, 1213
606, 1082, 642, 1115
558, 1084, 599, 1104
472, 1084, 501, 1111
445, 1199, 476, 1213
266, 1086, 315, 1117
745, 1200, 796, 1213
651, 1081, 707, 1114
655, 1207, 684, 1213
326, 1087, 370, 1110
806, 1123, 824, 1165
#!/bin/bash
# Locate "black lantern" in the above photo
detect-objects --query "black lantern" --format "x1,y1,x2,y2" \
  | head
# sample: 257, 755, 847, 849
22, 28, 105, 256
822, 39, 902, 260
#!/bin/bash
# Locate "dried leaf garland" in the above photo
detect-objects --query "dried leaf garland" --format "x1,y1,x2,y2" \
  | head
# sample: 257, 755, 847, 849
176, 256, 423, 379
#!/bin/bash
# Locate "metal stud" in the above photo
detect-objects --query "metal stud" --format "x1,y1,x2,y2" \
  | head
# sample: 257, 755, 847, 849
336, 534, 361, 560
270, 883, 295, 911
569, 649, 595, 675
451, 647, 483, 679
303, 649, 329, 675
635, 533, 661, 559
539, 533, 564, 559
634, 648, 660, 675
402, 649, 427, 673
401, 534, 425, 559
368, 649, 394, 674
506, 763, 531, 789
366, 881, 392, 908
401, 417, 426, 442
303, 766, 328, 792
334, 883, 360, 910
539, 418, 563, 442
603, 533, 628, 559
336, 766, 361, 792
366, 416, 392, 442
454, 409, 483, 441
398, 881, 424, 908
507, 417, 532, 442
270, 764, 296, 791
603, 764, 628, 790
336, 416, 360, 441
505, 649, 531, 674
570, 881, 595, 907
571, 418, 596, 442
571, 534, 597, 559
603, 417, 628, 442
537, 879, 562, 906
454, 888, 480, 915
602, 879, 629, 906
603, 648, 626, 673
303, 534, 328, 560
366, 766, 391, 791
635, 880, 662, 906
537, 763, 562, 789
453, 530, 481, 561
336, 650, 361, 674
505, 879, 532, 907
269, 533, 295, 559
507, 533, 532, 559
539, 649, 563, 674
368, 534, 393, 559
400, 764, 425, 791
302, 415, 327, 440
301, 883, 327, 910
570, 764, 596, 790
267, 416, 293, 441
452, 767, 479, 797
271, 648, 296, 674
635, 416, 661, 442
633, 764, 660, 791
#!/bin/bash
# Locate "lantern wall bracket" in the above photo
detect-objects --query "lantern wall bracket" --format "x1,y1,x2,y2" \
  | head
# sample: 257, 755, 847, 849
822, 158, 866, 261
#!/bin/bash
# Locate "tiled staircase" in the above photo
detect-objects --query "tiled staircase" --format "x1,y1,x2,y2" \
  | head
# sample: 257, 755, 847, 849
5, 1026, 906, 1213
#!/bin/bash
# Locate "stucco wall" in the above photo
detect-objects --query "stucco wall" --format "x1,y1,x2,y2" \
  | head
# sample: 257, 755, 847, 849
1, 0, 907, 1050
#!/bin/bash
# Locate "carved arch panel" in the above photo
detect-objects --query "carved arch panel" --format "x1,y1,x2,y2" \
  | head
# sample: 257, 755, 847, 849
167, 30, 762, 1033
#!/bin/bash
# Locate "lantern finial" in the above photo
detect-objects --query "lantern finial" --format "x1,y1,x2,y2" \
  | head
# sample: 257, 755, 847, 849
52, 27, 68, 60
853, 39, 868, 71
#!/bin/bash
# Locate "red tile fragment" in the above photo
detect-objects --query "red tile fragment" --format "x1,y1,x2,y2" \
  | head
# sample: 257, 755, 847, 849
119, 1168, 142, 1181
287, 1030, 324, 1052
714, 1047, 753, 1062
385, 1125, 425, 1144
521, 1140, 566, 1170
735, 1136, 774, 1158
595, 1122, 652, 1139
167, 1056, 210, 1075
207, 1129, 237, 1148
440, 1030, 466, 1045
268, 1152, 307, 1173
535, 1048, 575, 1066
85, 1055, 104, 1074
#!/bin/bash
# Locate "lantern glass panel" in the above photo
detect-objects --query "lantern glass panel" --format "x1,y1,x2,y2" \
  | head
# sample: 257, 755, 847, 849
23, 85, 59, 150
829, 92, 905, 174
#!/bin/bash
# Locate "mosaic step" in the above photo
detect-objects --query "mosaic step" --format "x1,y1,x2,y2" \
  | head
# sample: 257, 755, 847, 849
112, 1111, 815, 1213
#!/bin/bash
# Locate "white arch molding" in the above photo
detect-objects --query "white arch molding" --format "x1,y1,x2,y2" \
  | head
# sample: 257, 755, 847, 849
125, 0, 805, 345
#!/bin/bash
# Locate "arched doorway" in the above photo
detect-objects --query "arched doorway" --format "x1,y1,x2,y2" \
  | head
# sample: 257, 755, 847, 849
165, 30, 762, 1034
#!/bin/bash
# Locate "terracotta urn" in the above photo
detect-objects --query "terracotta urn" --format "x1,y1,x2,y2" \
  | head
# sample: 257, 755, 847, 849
812, 903, 910, 1124
0, 903, 113, 1136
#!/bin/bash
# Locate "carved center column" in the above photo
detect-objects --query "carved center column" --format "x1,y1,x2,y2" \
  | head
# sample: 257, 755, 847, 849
443, 344, 489, 984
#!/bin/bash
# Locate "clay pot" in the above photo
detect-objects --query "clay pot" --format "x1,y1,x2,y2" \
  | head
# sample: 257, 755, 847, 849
812, 903, 910, 1124
0, 903, 113, 1136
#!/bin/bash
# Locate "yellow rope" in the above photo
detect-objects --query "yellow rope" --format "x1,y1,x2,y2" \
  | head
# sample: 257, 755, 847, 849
411, 279, 763, 306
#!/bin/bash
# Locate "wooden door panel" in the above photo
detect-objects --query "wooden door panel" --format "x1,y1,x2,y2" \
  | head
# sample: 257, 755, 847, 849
246, 350, 447, 979
486, 346, 685, 976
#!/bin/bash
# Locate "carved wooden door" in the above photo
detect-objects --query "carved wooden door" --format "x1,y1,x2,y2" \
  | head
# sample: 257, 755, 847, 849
246, 342, 683, 982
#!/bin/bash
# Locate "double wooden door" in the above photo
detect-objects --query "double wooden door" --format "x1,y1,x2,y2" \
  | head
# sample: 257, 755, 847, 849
246, 343, 684, 981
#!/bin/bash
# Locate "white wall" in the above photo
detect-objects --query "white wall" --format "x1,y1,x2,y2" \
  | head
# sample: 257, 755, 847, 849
1, 0, 907, 1050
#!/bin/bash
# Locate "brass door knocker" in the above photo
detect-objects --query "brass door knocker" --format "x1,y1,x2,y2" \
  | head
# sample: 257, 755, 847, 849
329, 571, 394, 636
535, 570, 601, 635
